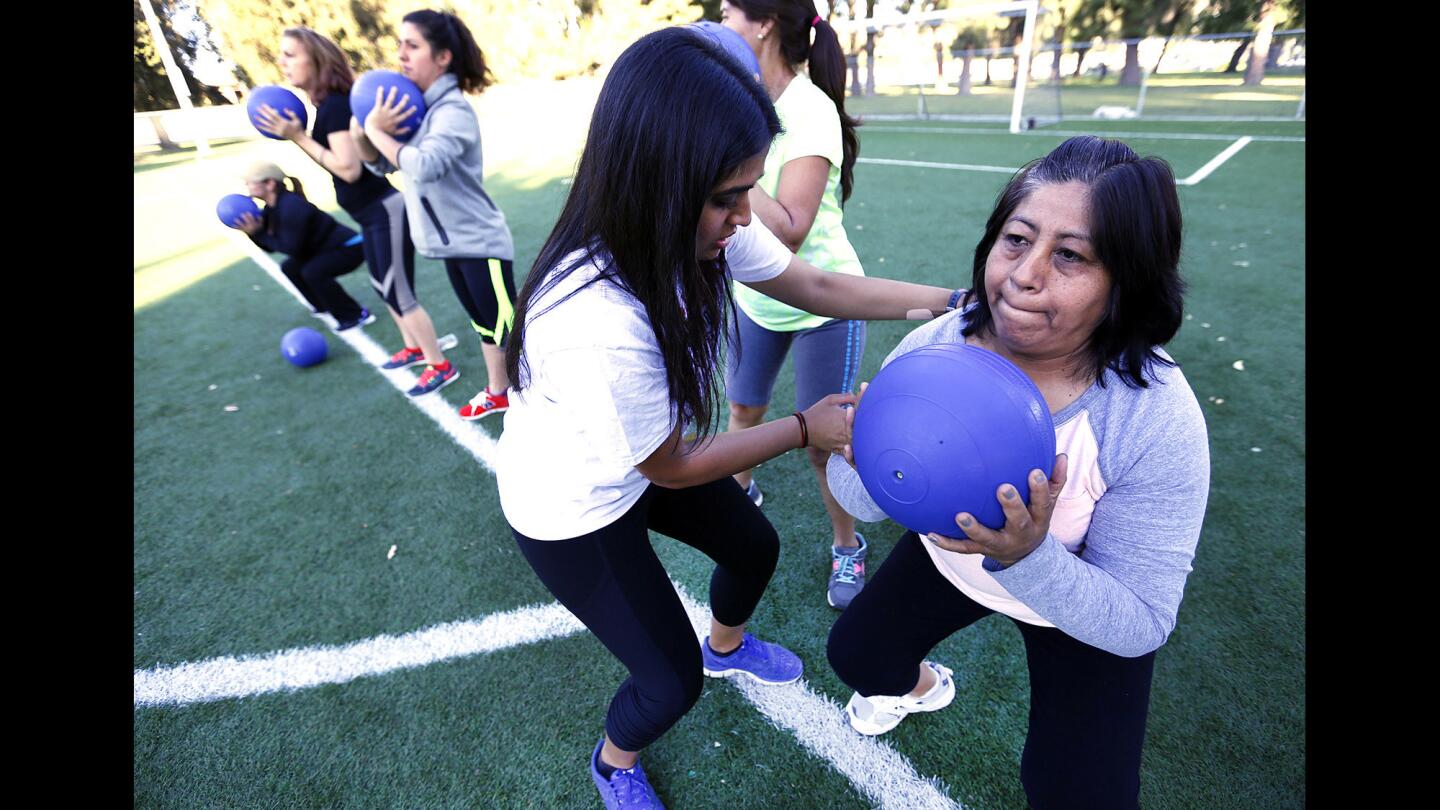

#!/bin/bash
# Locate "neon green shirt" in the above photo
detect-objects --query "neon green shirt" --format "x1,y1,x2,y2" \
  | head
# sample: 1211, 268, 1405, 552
734, 71, 864, 331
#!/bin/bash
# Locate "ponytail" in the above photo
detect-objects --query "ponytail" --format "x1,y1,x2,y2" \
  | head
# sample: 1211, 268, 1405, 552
806, 16, 860, 204
727, 1, 861, 204
285, 176, 306, 200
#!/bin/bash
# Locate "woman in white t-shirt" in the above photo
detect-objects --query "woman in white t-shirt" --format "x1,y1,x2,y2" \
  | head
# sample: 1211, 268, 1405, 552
495, 28, 956, 810
720, 0, 873, 610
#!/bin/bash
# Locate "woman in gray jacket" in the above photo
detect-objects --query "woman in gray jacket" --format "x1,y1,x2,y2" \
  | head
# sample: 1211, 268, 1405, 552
353, 8, 516, 413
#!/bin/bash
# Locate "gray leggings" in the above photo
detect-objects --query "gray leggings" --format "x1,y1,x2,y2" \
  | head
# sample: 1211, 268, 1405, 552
724, 306, 866, 409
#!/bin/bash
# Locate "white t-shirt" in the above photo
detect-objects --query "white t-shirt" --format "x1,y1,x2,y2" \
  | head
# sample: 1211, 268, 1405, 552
497, 221, 793, 540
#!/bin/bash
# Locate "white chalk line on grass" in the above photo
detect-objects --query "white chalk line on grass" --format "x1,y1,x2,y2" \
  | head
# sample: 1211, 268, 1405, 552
1175, 136, 1253, 186
862, 125, 1305, 143
134, 600, 587, 707
146, 230, 964, 808
858, 157, 1018, 174
230, 235, 499, 472
860, 134, 1254, 188
133, 577, 960, 809
670, 580, 963, 810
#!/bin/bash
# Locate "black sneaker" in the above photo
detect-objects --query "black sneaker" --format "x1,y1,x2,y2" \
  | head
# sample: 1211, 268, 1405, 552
334, 308, 376, 332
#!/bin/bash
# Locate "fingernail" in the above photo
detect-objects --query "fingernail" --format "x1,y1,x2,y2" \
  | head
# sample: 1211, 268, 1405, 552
959, 516, 972, 527
1033, 471, 1045, 483
1003, 487, 1016, 499
926, 534, 939, 543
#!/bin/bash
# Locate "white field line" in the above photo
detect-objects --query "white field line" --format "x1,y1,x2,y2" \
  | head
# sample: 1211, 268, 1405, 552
859, 134, 1254, 188
670, 580, 962, 810
862, 124, 1304, 143
141, 227, 965, 809
230, 234, 499, 471
858, 157, 1019, 174
1175, 136, 1252, 186
134, 601, 586, 707
133, 577, 960, 808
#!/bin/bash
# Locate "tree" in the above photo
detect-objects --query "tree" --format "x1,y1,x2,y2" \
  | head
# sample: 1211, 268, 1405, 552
950, 25, 987, 95
1068, 0, 1182, 86
134, 0, 234, 111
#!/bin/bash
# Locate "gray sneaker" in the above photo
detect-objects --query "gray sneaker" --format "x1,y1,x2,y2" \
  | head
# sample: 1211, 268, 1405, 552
827, 533, 867, 610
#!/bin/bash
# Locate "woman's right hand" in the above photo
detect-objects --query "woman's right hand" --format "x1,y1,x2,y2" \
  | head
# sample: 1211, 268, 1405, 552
232, 212, 263, 235
253, 103, 304, 140
800, 391, 859, 454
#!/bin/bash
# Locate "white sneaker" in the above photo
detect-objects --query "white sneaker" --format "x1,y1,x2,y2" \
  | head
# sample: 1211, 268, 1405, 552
844, 661, 955, 735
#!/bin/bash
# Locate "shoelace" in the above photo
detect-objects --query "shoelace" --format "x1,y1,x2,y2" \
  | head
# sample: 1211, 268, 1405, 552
390, 349, 418, 363
417, 366, 441, 384
833, 550, 861, 585
611, 766, 657, 806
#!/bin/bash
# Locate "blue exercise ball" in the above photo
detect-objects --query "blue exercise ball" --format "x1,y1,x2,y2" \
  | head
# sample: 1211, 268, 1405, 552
280, 327, 328, 368
350, 70, 427, 142
685, 21, 762, 82
851, 343, 1055, 539
216, 194, 260, 228
246, 85, 308, 140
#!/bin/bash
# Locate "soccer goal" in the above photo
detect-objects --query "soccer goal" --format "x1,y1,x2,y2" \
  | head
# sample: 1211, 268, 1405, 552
831, 0, 1058, 133
1041, 29, 1306, 123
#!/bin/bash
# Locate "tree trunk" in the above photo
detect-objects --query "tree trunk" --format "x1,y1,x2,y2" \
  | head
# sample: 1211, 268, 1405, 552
1050, 8, 1066, 82
1244, 0, 1277, 86
1225, 40, 1249, 73
150, 116, 181, 151
984, 54, 992, 86
864, 33, 876, 96
1119, 40, 1141, 86
848, 52, 862, 96
1073, 46, 1088, 77
958, 49, 973, 95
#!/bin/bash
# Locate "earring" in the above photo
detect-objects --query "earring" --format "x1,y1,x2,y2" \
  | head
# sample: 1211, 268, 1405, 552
758, 32, 765, 40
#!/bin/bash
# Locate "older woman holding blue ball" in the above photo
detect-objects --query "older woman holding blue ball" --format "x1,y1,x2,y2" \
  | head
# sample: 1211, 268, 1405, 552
825, 136, 1211, 810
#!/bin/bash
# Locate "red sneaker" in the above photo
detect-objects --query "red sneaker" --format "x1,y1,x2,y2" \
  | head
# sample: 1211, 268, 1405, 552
459, 388, 509, 420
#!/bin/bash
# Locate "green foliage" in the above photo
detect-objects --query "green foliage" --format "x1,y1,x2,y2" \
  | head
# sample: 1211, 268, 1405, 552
195, 0, 710, 88
134, 0, 233, 111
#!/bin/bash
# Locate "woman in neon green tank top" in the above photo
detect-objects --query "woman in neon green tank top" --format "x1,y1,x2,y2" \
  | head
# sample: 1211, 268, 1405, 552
721, 0, 870, 610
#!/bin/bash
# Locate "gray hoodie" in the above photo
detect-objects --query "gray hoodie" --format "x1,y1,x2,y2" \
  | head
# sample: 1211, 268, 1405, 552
365, 72, 514, 260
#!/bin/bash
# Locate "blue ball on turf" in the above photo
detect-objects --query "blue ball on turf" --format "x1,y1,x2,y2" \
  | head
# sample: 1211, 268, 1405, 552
351, 70, 427, 142
246, 85, 308, 139
216, 194, 260, 228
685, 21, 762, 82
851, 343, 1055, 539
280, 327, 328, 368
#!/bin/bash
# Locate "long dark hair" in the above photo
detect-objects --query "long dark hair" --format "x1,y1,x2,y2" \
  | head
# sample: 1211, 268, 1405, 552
962, 136, 1186, 389
506, 28, 781, 444
402, 9, 493, 93
726, 0, 859, 203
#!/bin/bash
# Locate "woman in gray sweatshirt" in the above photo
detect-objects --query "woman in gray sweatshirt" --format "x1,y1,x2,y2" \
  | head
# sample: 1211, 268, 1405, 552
354, 9, 517, 413
825, 136, 1210, 810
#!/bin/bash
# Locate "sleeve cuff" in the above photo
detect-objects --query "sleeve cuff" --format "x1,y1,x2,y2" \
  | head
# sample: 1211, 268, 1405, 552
990, 532, 1066, 587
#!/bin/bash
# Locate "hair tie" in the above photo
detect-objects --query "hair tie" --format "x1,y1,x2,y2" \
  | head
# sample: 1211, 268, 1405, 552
811, 15, 822, 27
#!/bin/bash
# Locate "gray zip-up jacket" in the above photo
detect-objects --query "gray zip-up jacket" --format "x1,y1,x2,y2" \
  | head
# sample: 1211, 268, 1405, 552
364, 72, 514, 260
827, 309, 1211, 657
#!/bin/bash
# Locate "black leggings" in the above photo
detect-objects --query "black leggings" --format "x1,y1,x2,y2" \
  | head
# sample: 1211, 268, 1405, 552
279, 243, 365, 322
350, 192, 419, 316
444, 257, 517, 346
827, 531, 1156, 810
513, 478, 778, 752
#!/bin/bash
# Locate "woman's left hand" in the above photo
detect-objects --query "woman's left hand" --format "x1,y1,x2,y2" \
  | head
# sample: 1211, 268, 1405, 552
927, 453, 1069, 568
364, 86, 417, 138
253, 103, 304, 140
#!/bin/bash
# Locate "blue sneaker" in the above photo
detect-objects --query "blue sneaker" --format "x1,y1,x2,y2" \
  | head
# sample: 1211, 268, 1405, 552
701, 632, 802, 685
590, 738, 665, 809
406, 363, 459, 397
